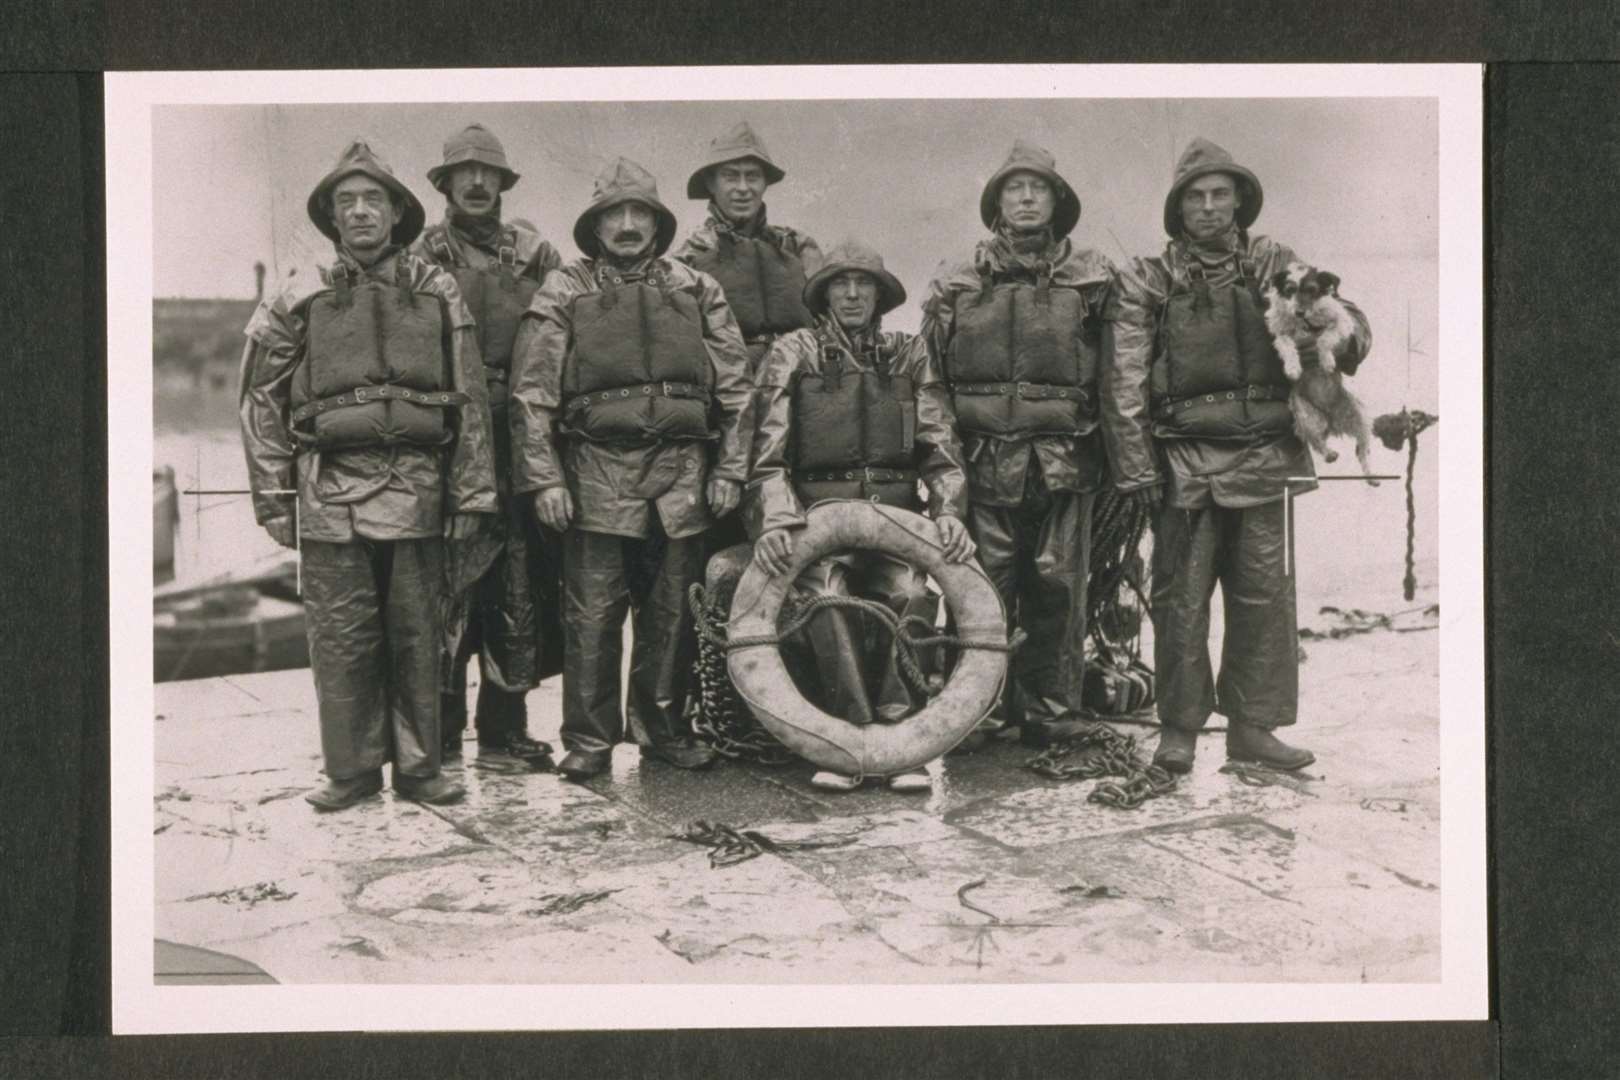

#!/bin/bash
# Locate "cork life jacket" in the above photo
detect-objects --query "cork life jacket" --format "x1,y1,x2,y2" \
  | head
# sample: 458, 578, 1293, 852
421, 224, 539, 413
945, 271, 1098, 439
687, 231, 811, 340
561, 268, 714, 443
289, 261, 464, 450
1149, 249, 1294, 440
789, 327, 918, 509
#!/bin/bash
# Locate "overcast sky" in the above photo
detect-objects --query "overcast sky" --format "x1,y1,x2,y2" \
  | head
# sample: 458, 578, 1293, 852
153, 97, 1437, 335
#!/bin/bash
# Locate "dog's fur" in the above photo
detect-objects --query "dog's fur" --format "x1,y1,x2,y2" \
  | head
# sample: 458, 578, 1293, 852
1261, 262, 1377, 484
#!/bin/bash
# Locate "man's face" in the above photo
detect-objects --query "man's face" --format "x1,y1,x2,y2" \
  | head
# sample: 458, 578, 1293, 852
826, 271, 879, 331
705, 159, 768, 224
1180, 172, 1242, 240
594, 201, 658, 260
447, 162, 501, 217
998, 171, 1056, 233
331, 174, 402, 254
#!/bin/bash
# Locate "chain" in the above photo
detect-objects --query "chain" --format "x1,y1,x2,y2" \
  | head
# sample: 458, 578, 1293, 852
1025, 719, 1178, 809
689, 585, 795, 765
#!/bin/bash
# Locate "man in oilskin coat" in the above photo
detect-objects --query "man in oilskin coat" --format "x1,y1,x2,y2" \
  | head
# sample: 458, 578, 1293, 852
239, 139, 498, 811
1105, 137, 1372, 774
673, 120, 823, 375
674, 121, 824, 559
411, 123, 563, 764
745, 239, 974, 793
919, 140, 1119, 752
509, 158, 753, 782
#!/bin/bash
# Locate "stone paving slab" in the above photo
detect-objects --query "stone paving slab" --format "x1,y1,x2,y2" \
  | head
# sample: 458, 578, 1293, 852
152, 613, 1444, 985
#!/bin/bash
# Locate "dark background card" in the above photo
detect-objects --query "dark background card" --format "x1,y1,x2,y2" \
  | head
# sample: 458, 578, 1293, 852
3, 1, 1617, 1075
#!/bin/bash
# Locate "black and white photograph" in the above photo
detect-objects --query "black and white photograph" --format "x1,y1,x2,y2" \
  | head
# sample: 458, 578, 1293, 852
107, 64, 1484, 1032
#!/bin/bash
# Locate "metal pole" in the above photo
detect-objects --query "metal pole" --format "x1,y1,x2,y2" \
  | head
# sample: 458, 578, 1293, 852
1283, 482, 1293, 578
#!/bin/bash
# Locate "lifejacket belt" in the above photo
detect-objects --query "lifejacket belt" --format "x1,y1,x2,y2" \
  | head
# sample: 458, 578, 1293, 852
1150, 253, 1293, 440
948, 277, 1098, 438
562, 277, 714, 442
726, 501, 1009, 776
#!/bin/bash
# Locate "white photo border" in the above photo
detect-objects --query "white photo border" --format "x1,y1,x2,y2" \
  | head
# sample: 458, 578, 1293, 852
108, 63, 1485, 1034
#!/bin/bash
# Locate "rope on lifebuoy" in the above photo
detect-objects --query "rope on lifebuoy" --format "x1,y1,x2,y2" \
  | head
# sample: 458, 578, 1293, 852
722, 501, 1015, 776
689, 583, 1025, 699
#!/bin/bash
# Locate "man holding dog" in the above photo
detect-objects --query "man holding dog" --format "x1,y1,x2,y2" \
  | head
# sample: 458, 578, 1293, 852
509, 158, 753, 781
239, 139, 498, 810
919, 141, 1120, 751
1105, 137, 1372, 775
747, 239, 973, 792
412, 123, 563, 765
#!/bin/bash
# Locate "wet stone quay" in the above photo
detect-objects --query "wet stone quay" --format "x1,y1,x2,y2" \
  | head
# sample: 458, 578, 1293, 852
154, 608, 1440, 986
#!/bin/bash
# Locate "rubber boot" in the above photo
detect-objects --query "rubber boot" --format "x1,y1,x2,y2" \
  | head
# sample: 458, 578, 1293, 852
1153, 727, 1198, 774
1225, 722, 1315, 770
304, 769, 384, 812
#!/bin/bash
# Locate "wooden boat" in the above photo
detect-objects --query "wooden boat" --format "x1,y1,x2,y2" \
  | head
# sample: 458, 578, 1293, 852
154, 551, 308, 683
154, 466, 178, 580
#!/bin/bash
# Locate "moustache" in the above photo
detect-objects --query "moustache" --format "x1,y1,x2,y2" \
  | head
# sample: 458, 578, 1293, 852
612, 230, 645, 243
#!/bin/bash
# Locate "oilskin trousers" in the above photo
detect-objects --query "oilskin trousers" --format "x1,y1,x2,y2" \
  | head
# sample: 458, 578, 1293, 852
302, 537, 444, 780
443, 493, 563, 742
968, 478, 1094, 727
1150, 500, 1298, 731
785, 552, 938, 727
560, 521, 705, 754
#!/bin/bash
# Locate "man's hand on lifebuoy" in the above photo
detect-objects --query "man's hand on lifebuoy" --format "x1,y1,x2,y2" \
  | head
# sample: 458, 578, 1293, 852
706, 476, 740, 518
533, 487, 574, 532
263, 515, 297, 550
443, 513, 484, 541
755, 527, 795, 577
936, 514, 975, 563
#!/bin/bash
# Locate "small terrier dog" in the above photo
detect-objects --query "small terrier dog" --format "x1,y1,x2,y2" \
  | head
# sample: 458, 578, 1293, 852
1262, 262, 1377, 485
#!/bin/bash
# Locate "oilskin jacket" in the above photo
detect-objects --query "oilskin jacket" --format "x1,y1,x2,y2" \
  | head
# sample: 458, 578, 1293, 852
413, 213, 565, 692
410, 214, 562, 414
920, 235, 1116, 507
1105, 231, 1372, 508
239, 246, 497, 541
509, 255, 752, 540
745, 315, 969, 537
674, 203, 822, 365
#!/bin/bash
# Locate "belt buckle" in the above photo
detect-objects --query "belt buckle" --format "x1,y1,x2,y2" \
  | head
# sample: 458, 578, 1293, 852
353, 387, 369, 404
662, 381, 676, 398
1016, 380, 1032, 398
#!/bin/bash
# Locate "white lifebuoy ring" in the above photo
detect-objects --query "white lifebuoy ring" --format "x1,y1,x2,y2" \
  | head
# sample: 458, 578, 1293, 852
726, 501, 1009, 776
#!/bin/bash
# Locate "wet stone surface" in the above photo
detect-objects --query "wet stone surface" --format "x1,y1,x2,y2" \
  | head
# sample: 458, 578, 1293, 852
154, 618, 1442, 984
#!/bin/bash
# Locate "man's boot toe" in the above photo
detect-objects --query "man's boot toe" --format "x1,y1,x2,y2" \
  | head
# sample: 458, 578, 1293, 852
304, 769, 384, 812
1226, 723, 1315, 771
557, 749, 611, 781
1152, 728, 1198, 775
393, 773, 466, 805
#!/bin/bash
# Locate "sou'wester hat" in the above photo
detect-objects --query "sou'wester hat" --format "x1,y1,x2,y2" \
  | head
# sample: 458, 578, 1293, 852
306, 138, 426, 247
572, 157, 679, 259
